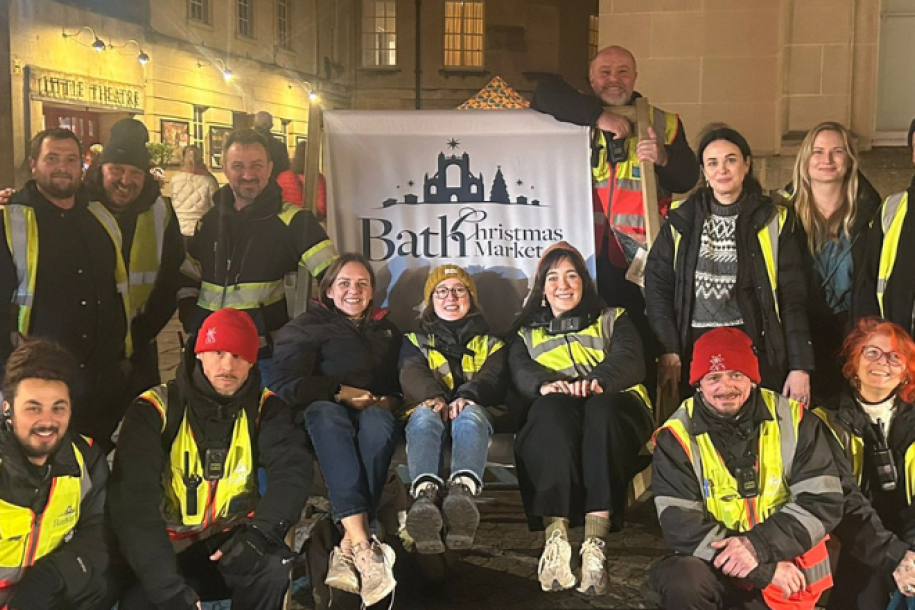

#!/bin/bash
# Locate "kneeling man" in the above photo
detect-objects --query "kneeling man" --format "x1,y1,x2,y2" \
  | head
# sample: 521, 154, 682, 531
649, 327, 844, 610
0, 339, 110, 609
110, 308, 312, 609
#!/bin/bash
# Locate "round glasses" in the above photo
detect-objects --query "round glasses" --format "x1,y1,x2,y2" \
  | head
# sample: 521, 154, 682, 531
433, 286, 468, 300
862, 345, 904, 367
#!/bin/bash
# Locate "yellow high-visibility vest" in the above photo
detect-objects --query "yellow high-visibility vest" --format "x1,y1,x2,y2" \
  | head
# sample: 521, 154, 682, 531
876, 191, 908, 317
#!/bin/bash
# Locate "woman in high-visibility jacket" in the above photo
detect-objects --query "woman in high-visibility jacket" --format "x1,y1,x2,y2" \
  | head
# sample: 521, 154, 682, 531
814, 317, 915, 609
509, 241, 653, 597
399, 264, 507, 554
784, 122, 882, 406
645, 126, 814, 404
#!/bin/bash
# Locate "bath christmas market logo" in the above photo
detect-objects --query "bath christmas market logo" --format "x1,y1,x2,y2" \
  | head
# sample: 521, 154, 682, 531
361, 138, 563, 261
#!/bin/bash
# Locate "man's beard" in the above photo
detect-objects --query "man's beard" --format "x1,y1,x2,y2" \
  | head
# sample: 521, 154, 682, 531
37, 174, 79, 199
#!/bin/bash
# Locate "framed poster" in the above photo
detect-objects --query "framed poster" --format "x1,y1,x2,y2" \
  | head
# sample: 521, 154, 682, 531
209, 125, 233, 169
295, 135, 308, 147
160, 119, 190, 166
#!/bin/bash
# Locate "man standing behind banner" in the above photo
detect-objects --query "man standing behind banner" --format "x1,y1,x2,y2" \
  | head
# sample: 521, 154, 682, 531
532, 45, 699, 335
178, 128, 337, 383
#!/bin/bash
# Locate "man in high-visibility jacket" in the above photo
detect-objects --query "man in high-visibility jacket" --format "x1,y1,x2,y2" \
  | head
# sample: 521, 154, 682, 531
0, 128, 130, 451
178, 128, 337, 386
649, 327, 844, 610
110, 308, 312, 609
84, 118, 184, 401
0, 339, 110, 609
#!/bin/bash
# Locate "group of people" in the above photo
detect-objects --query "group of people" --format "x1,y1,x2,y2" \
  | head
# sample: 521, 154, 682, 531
2, 39, 915, 610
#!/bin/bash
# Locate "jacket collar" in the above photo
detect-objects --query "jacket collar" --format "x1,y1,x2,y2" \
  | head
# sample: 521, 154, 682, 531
0, 429, 83, 481
668, 189, 774, 236
12, 180, 89, 212
688, 388, 772, 436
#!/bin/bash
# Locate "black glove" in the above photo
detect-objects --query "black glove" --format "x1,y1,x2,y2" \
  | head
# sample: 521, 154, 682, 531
7, 561, 63, 610
218, 525, 295, 576
155, 585, 199, 610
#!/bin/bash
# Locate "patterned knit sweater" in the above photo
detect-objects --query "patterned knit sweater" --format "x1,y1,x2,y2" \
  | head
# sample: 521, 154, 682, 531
692, 199, 744, 329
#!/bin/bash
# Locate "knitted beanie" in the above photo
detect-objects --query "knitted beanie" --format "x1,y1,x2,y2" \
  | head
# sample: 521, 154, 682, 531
689, 327, 761, 385
424, 264, 477, 304
194, 308, 259, 364
99, 118, 151, 170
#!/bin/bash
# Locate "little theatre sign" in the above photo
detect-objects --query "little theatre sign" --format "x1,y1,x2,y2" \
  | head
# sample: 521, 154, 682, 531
29, 68, 144, 111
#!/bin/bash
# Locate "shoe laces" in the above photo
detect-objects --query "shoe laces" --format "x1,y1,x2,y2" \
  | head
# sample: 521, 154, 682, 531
580, 538, 606, 573
538, 530, 568, 574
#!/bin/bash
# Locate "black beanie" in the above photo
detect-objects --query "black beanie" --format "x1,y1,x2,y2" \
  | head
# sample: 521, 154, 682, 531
99, 118, 151, 170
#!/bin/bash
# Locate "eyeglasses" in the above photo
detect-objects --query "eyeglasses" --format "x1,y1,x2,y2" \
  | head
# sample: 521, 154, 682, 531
862, 345, 905, 367
433, 286, 468, 300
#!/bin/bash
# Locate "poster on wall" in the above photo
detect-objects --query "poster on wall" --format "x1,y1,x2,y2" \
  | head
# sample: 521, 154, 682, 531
209, 125, 233, 169
324, 109, 594, 334
160, 119, 190, 166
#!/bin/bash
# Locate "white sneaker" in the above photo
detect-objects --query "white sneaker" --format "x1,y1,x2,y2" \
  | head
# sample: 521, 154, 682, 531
537, 530, 576, 592
354, 537, 397, 606
325, 545, 359, 594
577, 537, 608, 595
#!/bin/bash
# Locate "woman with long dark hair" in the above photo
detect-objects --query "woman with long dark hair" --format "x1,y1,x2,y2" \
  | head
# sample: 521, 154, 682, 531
510, 241, 652, 597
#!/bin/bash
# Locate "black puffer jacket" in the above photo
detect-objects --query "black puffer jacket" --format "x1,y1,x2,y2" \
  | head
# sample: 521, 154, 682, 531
270, 300, 402, 412
644, 189, 814, 385
398, 311, 507, 414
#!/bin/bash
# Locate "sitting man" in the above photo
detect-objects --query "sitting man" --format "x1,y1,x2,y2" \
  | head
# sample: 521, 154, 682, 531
0, 339, 110, 609
109, 308, 312, 609
649, 327, 844, 610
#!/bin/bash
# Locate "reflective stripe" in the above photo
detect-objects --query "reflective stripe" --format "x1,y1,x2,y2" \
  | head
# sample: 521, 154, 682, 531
694, 525, 729, 562
300, 239, 337, 277
878, 192, 908, 317
615, 178, 641, 192
129, 271, 159, 285
779, 503, 826, 543
177, 287, 200, 300
406, 332, 504, 395
654, 495, 705, 518
775, 395, 798, 477
611, 213, 645, 228
180, 254, 202, 282
789, 475, 842, 497
198, 280, 286, 311
800, 556, 831, 584
4, 205, 35, 313
127, 198, 169, 318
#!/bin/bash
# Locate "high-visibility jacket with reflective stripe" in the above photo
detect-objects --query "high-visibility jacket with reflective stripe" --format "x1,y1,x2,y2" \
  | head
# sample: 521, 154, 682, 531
0, 442, 92, 603
406, 332, 504, 392
138, 386, 269, 539
813, 407, 866, 487
3, 203, 133, 356
592, 107, 679, 252
518, 308, 651, 407
669, 199, 788, 319
876, 191, 908, 318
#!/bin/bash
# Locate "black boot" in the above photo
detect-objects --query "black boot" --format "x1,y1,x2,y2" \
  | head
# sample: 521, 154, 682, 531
405, 485, 445, 554
442, 480, 480, 550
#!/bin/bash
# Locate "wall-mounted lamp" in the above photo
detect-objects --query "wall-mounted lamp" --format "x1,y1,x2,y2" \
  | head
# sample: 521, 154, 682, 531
301, 80, 319, 103
62, 26, 108, 52
197, 58, 233, 81
113, 39, 150, 65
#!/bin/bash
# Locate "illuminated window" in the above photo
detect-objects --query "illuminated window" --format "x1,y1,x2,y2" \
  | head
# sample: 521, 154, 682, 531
444, 1, 484, 68
238, 0, 254, 38
588, 15, 599, 61
277, 0, 291, 49
362, 0, 397, 67
192, 106, 206, 150
189, 0, 210, 24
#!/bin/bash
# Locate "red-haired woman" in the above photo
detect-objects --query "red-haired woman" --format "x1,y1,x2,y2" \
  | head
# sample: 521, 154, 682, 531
814, 317, 915, 609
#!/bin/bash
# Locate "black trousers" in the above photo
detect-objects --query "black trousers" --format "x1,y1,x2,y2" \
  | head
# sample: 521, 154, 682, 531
70, 362, 130, 453
119, 530, 291, 610
649, 555, 769, 610
514, 391, 653, 530
826, 549, 894, 610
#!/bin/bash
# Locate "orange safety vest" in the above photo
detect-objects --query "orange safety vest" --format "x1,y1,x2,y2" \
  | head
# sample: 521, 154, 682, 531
761, 538, 832, 610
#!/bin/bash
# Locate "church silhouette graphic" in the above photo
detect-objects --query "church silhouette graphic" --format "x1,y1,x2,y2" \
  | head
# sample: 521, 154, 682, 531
382, 143, 539, 208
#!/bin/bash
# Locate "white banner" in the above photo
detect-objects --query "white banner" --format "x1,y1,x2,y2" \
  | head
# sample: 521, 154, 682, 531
325, 109, 595, 334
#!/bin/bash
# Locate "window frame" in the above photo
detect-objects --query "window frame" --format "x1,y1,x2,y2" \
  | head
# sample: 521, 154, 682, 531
361, 0, 398, 68
188, 0, 210, 24
588, 15, 599, 61
237, 0, 254, 38
444, 1, 485, 69
277, 0, 292, 49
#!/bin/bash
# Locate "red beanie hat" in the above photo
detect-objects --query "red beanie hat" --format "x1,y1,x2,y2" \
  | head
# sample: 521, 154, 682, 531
689, 327, 761, 385
194, 308, 259, 364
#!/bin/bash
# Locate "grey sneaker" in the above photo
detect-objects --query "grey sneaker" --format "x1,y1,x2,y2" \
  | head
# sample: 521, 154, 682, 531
537, 530, 576, 592
324, 545, 359, 594
577, 537, 609, 596
354, 537, 397, 606
442, 481, 480, 550
405, 485, 445, 554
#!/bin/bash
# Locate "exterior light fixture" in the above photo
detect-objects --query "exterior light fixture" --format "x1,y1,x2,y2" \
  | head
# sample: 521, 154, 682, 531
62, 26, 108, 52
214, 58, 233, 81
113, 39, 150, 65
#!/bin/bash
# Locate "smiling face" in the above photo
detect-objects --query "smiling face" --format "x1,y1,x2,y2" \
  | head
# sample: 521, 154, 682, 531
224, 142, 272, 208
30, 137, 82, 202
544, 257, 583, 317
698, 370, 754, 416
432, 277, 471, 322
5, 378, 71, 466
807, 129, 849, 186
326, 261, 374, 319
589, 47, 637, 107
198, 350, 254, 396
702, 139, 751, 204
102, 163, 147, 210
856, 333, 907, 401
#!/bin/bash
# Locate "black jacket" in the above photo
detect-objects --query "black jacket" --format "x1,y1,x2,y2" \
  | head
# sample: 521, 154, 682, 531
816, 391, 915, 549
531, 75, 699, 195
85, 166, 185, 349
854, 182, 915, 334
179, 181, 335, 358
108, 349, 311, 605
270, 301, 402, 412
398, 311, 507, 413
644, 189, 814, 381
0, 181, 128, 377
0, 431, 109, 599
509, 306, 646, 402
653, 389, 844, 588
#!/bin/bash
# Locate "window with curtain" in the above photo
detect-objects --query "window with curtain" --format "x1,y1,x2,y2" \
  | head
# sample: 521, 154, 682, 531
237, 0, 254, 37
362, 0, 397, 67
444, 1, 484, 68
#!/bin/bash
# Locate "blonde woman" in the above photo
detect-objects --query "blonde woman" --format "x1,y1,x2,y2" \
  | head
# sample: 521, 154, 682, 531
786, 122, 881, 403
170, 145, 219, 237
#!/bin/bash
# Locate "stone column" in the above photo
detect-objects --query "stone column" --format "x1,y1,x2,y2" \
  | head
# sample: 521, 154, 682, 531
0, 0, 13, 187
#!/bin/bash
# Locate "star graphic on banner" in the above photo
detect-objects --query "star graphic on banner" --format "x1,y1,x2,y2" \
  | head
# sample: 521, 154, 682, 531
516, 179, 524, 187
446, 138, 460, 150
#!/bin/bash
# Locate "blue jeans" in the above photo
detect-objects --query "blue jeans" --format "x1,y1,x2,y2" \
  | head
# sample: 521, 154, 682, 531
304, 401, 399, 521
405, 403, 492, 494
